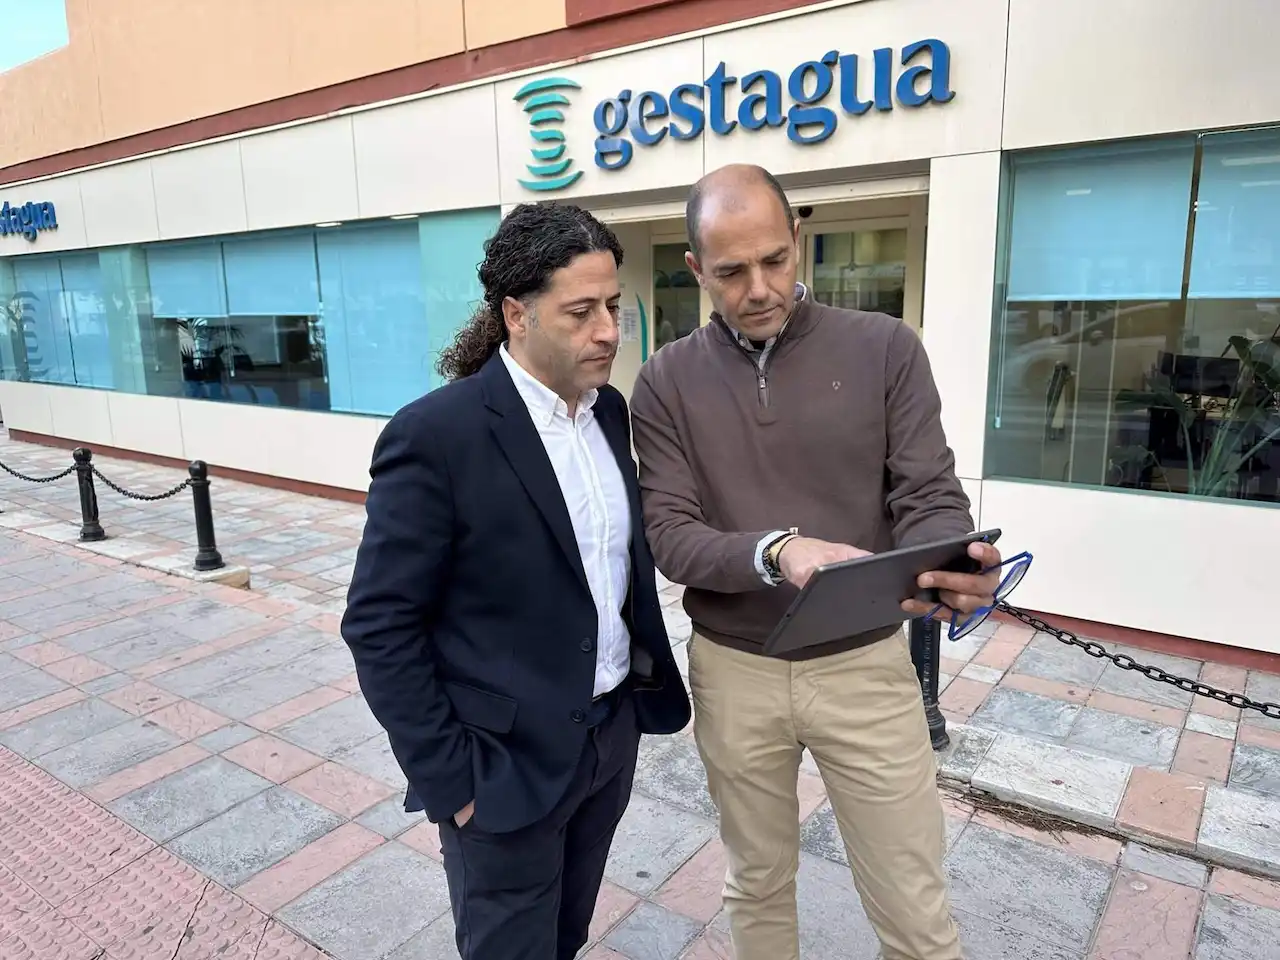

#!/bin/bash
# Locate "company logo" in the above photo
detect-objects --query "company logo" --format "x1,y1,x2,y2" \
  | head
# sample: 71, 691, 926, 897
592, 40, 954, 172
0, 200, 58, 242
510, 39, 955, 194
513, 77, 584, 193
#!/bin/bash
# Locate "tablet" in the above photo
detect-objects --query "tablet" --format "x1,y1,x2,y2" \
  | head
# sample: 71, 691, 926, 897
762, 529, 1002, 657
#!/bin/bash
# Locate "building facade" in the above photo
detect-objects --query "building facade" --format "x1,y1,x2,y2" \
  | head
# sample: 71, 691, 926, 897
1, 0, 1277, 653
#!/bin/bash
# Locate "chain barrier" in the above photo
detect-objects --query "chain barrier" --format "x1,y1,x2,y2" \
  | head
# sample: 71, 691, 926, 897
997, 602, 1280, 720
90, 466, 190, 502
0, 447, 224, 571
0, 459, 75, 484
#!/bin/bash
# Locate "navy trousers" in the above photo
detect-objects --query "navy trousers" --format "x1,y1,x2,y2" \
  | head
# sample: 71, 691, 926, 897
437, 690, 640, 960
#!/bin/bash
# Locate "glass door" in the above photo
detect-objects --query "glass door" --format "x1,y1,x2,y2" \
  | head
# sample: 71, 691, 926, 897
801, 219, 911, 320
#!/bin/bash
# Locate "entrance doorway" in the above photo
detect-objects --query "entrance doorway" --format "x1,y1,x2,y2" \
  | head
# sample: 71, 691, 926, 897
799, 218, 910, 321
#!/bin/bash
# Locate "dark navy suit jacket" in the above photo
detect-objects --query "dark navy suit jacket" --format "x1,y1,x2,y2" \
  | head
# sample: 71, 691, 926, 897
341, 351, 691, 834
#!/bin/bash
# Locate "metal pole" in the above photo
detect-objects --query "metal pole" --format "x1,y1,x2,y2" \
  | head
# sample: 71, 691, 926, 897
910, 617, 950, 750
73, 447, 106, 542
188, 460, 225, 571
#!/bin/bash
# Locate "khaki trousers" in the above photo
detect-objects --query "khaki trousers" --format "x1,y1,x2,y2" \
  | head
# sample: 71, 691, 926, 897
688, 631, 962, 960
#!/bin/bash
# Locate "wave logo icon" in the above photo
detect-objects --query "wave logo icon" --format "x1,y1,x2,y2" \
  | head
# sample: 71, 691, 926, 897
514, 77, 583, 193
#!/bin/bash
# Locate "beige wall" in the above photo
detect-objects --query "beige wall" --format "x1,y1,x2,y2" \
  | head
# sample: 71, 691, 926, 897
0, 0, 566, 171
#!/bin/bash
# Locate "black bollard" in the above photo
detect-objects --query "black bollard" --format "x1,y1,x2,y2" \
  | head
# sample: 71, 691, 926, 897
188, 460, 225, 571
910, 617, 950, 751
73, 447, 106, 542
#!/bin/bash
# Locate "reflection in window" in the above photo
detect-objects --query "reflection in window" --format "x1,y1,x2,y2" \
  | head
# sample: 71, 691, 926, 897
653, 243, 701, 351
986, 132, 1280, 504
810, 228, 907, 317
0, 209, 500, 417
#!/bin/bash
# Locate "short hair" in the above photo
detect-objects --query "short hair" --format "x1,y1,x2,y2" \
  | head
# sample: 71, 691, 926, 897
685, 166, 795, 259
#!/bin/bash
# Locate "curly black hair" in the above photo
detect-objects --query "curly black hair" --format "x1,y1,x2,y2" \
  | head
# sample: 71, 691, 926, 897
436, 203, 625, 381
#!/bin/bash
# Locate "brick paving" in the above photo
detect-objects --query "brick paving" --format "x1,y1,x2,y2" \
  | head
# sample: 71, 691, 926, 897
4, 431, 1280, 956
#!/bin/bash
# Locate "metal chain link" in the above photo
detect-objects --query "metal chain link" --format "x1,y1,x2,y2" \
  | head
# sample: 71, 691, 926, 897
997, 602, 1280, 720
90, 466, 190, 502
0, 459, 75, 484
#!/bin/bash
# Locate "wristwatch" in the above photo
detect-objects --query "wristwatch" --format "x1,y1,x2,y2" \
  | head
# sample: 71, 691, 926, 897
762, 527, 799, 584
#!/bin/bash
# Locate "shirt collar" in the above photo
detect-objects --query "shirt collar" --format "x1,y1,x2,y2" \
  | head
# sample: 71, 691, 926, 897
499, 344, 598, 427
733, 282, 810, 352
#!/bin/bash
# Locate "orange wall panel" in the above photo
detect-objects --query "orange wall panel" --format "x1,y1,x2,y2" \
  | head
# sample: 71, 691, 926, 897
465, 0, 565, 49
0, 0, 468, 170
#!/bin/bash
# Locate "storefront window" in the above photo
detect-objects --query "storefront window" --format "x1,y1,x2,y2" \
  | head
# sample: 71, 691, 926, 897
986, 131, 1280, 504
0, 208, 499, 416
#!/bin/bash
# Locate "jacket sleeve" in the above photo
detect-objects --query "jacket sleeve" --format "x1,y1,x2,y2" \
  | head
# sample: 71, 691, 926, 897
630, 361, 774, 594
883, 323, 975, 548
340, 407, 472, 823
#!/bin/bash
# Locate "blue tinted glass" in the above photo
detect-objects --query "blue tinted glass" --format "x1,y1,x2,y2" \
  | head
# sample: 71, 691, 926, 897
318, 220, 428, 416
1189, 128, 1280, 299
146, 243, 228, 319
12, 257, 75, 385
59, 253, 113, 389
1006, 140, 1195, 301
223, 233, 320, 316
419, 209, 501, 393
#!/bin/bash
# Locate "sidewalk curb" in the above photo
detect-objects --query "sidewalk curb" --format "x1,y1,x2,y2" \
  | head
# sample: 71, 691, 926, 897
0, 509, 251, 588
936, 722, 1280, 881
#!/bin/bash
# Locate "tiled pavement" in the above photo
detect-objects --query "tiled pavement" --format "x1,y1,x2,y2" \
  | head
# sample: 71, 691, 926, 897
0, 429, 365, 610
4, 432, 1280, 956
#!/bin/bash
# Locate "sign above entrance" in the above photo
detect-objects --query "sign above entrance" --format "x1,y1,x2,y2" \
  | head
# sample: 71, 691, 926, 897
511, 39, 954, 194
0, 200, 58, 243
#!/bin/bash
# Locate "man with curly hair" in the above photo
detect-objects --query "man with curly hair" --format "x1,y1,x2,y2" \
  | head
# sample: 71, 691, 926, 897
342, 203, 690, 960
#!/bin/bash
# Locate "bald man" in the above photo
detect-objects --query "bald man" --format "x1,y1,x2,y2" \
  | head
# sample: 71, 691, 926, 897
629, 164, 1002, 960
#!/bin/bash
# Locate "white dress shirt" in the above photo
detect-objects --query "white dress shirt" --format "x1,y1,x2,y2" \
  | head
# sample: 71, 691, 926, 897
500, 346, 632, 697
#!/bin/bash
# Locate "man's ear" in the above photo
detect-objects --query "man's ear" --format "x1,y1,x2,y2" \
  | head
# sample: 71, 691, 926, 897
502, 296, 529, 340
684, 250, 705, 288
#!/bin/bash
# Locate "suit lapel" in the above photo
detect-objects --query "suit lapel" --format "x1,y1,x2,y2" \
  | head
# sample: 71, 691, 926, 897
482, 354, 590, 593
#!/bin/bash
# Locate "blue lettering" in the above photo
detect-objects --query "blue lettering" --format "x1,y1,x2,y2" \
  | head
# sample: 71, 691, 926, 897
838, 53, 873, 116
629, 91, 669, 147
593, 91, 634, 170
705, 62, 737, 135
737, 70, 784, 131
576, 38, 956, 179
0, 199, 56, 242
786, 52, 838, 145
668, 83, 705, 140
872, 47, 894, 111
897, 39, 955, 106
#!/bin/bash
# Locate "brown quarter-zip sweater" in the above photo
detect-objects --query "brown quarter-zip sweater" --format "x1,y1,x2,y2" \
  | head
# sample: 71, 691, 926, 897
629, 291, 974, 660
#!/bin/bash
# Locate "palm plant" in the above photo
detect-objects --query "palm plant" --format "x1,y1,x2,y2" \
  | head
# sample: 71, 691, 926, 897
1116, 336, 1280, 498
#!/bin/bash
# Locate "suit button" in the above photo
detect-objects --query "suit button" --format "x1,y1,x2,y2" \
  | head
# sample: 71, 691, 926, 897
580, 638, 594, 653
571, 709, 586, 723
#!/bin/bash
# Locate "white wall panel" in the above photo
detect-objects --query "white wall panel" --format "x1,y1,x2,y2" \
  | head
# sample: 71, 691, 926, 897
921, 151, 1001, 482
78, 161, 160, 248
152, 140, 249, 240
355, 86, 501, 217
982, 480, 1279, 652
240, 117, 360, 231
0, 381, 55, 433
1004, 0, 1280, 149
106, 392, 185, 458
176, 398, 386, 491
45, 385, 114, 446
